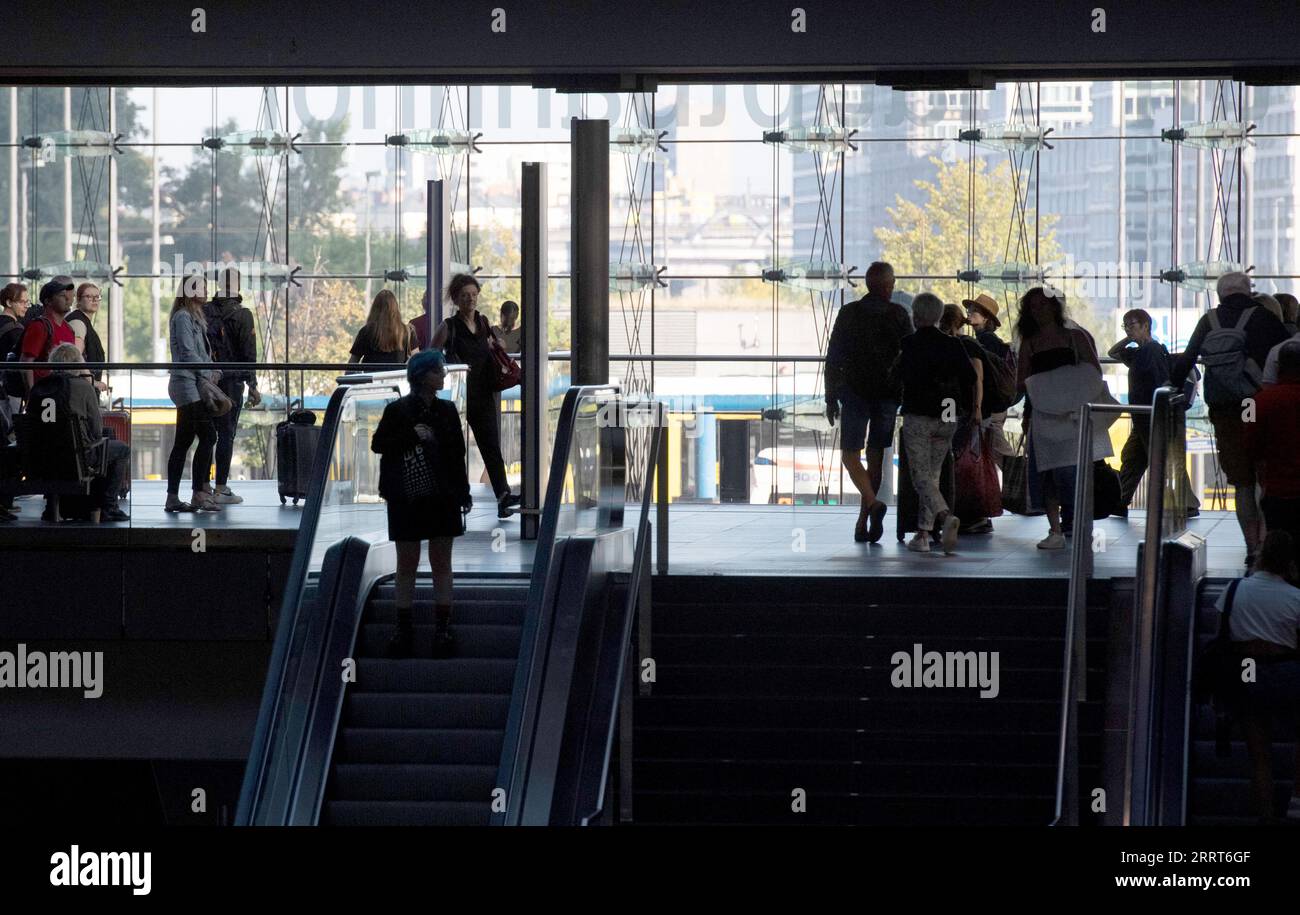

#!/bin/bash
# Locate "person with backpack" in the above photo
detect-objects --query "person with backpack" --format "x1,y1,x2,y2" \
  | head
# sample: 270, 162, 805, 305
204, 267, 261, 505
1261, 292, 1300, 385
18, 276, 77, 396
1108, 308, 1200, 519
431, 274, 519, 521
0, 282, 30, 416
1210, 531, 1300, 822
1171, 272, 1291, 569
65, 283, 109, 391
825, 261, 914, 543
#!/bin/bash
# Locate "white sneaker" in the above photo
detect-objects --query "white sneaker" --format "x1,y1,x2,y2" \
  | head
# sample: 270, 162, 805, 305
212, 486, 244, 505
906, 532, 931, 553
1037, 531, 1066, 550
940, 514, 961, 555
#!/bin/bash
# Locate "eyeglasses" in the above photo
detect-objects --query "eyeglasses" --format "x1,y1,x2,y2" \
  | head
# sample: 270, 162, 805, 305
80, 295, 102, 302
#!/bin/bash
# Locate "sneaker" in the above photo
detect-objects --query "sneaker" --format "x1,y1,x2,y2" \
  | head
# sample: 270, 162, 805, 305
1037, 531, 1066, 550
386, 622, 414, 659
192, 491, 224, 512
940, 513, 961, 555
866, 501, 888, 544
100, 506, 130, 523
960, 518, 993, 535
432, 626, 457, 659
212, 486, 244, 505
164, 495, 194, 513
906, 532, 931, 553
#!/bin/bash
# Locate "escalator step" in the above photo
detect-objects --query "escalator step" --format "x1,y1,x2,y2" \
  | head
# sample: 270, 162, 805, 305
356, 623, 522, 658
647, 634, 1102, 667
630, 790, 1053, 826
651, 604, 1108, 638
344, 692, 511, 729
636, 696, 1092, 730
335, 727, 505, 765
351, 658, 516, 693
322, 800, 491, 827
367, 598, 526, 625
331, 763, 498, 801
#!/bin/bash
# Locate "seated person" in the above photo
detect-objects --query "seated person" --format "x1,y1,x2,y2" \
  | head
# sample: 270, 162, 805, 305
1217, 531, 1300, 822
27, 344, 130, 523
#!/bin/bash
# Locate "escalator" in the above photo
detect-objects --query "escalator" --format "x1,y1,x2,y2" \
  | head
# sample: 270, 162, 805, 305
322, 577, 527, 826
237, 377, 661, 827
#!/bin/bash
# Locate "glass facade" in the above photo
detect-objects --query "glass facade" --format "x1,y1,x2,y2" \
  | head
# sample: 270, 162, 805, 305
3, 80, 1295, 503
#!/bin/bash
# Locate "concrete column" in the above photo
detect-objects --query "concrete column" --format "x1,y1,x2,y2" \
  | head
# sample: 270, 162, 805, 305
570, 119, 609, 386
521, 162, 549, 540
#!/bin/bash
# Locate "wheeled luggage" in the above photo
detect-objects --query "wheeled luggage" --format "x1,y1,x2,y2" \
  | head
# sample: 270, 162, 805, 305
276, 410, 320, 506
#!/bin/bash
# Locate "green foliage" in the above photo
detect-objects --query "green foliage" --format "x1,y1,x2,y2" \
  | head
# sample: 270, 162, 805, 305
875, 156, 1110, 346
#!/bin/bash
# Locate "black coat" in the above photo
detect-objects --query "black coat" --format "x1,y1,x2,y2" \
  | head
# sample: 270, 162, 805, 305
371, 393, 469, 505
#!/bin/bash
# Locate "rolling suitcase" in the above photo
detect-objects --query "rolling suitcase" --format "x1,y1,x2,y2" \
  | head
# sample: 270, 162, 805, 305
101, 410, 131, 498
895, 439, 956, 542
276, 410, 320, 505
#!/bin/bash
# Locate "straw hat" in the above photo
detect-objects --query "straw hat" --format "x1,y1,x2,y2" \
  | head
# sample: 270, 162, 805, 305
961, 292, 1001, 329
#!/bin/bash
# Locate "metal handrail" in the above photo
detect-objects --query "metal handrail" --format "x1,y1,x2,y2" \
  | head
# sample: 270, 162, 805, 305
1052, 385, 1182, 826
581, 401, 665, 825
493, 382, 620, 825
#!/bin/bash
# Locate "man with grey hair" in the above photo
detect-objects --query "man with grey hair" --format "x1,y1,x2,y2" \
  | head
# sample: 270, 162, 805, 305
889, 292, 976, 554
825, 260, 914, 543
1172, 271, 1290, 567
32, 343, 130, 523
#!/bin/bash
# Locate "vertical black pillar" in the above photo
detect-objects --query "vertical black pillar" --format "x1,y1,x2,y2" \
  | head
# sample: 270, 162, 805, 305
521, 162, 549, 541
426, 178, 450, 332
571, 118, 609, 386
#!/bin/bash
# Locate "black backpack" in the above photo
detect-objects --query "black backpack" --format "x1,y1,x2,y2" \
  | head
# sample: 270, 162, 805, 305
203, 302, 241, 364
0, 315, 24, 396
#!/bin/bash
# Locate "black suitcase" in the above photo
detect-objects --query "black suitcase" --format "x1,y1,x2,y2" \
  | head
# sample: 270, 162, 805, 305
895, 441, 956, 542
275, 411, 320, 505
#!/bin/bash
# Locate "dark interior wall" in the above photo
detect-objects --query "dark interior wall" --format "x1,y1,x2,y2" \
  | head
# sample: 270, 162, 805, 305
4, 0, 1300, 85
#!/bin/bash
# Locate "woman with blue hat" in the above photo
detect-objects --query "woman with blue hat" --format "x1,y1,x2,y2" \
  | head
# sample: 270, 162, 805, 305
371, 349, 472, 658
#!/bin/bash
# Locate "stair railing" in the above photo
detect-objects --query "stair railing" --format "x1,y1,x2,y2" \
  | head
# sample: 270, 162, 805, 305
1053, 385, 1186, 825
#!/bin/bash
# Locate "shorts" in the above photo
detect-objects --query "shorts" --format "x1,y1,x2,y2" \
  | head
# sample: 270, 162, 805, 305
1208, 404, 1256, 487
838, 389, 898, 452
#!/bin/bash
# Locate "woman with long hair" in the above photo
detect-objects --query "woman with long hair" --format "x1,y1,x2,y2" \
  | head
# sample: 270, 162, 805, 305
165, 274, 222, 513
371, 350, 471, 658
1014, 286, 1114, 549
349, 288, 413, 367
432, 274, 518, 520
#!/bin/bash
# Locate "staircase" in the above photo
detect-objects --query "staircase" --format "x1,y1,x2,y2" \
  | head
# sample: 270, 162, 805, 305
1186, 579, 1297, 825
633, 576, 1110, 825
321, 577, 528, 826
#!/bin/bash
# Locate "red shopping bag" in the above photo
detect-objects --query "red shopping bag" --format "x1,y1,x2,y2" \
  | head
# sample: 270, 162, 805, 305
954, 425, 1003, 520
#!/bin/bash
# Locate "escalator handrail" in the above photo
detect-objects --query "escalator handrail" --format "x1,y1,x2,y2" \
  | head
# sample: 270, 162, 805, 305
236, 382, 358, 824
494, 383, 620, 825
579, 405, 663, 824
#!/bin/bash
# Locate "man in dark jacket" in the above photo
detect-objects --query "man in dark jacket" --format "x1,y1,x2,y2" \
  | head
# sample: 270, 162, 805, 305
825, 261, 914, 543
206, 267, 261, 505
1172, 272, 1290, 566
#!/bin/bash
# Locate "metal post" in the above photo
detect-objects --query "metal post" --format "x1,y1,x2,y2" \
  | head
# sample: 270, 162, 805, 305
1126, 388, 1172, 826
656, 408, 669, 575
107, 88, 122, 362
571, 119, 609, 387
426, 178, 449, 328
521, 162, 548, 541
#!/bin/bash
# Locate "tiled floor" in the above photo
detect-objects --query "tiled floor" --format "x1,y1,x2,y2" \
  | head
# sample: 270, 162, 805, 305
3, 480, 1249, 580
